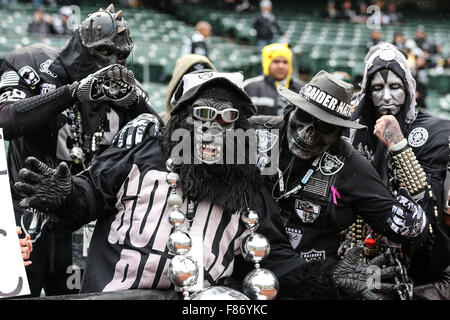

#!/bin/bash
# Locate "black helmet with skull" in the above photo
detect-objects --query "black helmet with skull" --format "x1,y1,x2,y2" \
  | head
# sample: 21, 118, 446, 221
79, 4, 133, 68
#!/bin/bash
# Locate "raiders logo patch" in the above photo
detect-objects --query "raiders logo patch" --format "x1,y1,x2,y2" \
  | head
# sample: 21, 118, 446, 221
256, 129, 278, 153
295, 199, 321, 223
408, 127, 428, 148
19, 66, 40, 89
319, 152, 344, 176
285, 226, 302, 249
300, 249, 325, 262
40, 83, 56, 94
39, 59, 57, 78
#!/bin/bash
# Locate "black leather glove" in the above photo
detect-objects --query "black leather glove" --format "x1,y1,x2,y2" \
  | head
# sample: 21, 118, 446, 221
389, 187, 426, 238
14, 157, 73, 213
332, 244, 401, 300
74, 64, 137, 108
112, 113, 160, 149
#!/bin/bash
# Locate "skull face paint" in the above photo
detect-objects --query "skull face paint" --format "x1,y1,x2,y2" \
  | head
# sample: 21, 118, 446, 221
192, 98, 238, 164
287, 108, 341, 160
370, 69, 405, 116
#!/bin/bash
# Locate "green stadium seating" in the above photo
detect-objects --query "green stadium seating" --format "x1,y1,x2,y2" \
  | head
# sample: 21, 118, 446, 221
0, 3, 448, 118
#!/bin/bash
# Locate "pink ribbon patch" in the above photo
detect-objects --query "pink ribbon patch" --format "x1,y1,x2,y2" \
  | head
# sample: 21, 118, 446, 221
331, 185, 340, 205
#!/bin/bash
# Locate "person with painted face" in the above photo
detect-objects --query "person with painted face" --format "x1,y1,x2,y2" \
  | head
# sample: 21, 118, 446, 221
250, 70, 428, 287
0, 4, 161, 297
14, 71, 404, 300
348, 43, 450, 298
244, 43, 304, 117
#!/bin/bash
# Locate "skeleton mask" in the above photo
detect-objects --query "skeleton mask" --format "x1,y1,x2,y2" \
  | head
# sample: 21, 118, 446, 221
287, 107, 341, 160
192, 98, 239, 164
370, 69, 406, 116
80, 4, 133, 68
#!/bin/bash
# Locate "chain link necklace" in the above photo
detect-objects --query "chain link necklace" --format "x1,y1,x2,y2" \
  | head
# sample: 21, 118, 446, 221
66, 103, 105, 170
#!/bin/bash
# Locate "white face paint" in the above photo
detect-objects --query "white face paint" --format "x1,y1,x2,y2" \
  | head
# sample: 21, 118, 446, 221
370, 70, 406, 116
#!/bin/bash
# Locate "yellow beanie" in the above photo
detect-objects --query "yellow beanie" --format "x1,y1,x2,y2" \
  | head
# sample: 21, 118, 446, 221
261, 43, 293, 88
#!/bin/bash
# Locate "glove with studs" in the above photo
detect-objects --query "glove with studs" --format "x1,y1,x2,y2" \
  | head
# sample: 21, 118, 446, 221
73, 64, 137, 108
112, 113, 161, 149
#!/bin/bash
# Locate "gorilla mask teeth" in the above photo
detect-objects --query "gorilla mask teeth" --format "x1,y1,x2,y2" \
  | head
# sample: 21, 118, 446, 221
195, 141, 223, 164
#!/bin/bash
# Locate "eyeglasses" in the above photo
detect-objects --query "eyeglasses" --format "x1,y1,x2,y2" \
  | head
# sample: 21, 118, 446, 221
193, 106, 239, 124
294, 108, 337, 134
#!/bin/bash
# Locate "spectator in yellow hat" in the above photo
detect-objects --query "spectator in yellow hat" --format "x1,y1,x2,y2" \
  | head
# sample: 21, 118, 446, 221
244, 43, 304, 116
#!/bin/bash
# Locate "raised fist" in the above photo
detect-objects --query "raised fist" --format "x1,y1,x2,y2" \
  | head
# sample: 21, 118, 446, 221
14, 157, 73, 213
75, 64, 137, 108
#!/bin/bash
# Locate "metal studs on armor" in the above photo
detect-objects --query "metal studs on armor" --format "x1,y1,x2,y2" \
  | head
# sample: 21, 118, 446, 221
392, 147, 427, 198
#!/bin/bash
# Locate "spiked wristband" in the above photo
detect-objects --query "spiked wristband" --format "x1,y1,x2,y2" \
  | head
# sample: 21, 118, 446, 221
389, 139, 428, 199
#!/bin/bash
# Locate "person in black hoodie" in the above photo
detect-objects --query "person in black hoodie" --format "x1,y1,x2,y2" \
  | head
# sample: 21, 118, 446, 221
348, 43, 450, 298
0, 4, 161, 297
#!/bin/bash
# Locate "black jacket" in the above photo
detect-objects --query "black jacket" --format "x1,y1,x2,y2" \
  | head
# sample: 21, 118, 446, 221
251, 115, 426, 262
348, 47, 450, 282
252, 12, 283, 41
244, 75, 304, 116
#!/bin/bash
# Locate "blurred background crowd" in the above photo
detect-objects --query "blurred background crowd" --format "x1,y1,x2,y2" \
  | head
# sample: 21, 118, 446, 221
0, 0, 449, 117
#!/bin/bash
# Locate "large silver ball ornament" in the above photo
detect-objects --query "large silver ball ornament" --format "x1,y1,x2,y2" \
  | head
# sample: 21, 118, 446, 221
166, 158, 174, 171
240, 209, 259, 231
240, 233, 270, 263
167, 229, 192, 255
167, 255, 199, 288
167, 193, 183, 208
242, 268, 279, 300
166, 172, 180, 187
168, 208, 186, 227
190, 286, 250, 300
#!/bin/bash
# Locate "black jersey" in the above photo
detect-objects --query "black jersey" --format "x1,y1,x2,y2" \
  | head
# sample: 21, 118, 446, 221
69, 134, 303, 293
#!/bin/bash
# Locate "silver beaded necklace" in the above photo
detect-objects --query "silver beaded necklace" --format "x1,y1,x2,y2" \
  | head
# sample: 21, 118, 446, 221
67, 103, 105, 169
164, 158, 279, 300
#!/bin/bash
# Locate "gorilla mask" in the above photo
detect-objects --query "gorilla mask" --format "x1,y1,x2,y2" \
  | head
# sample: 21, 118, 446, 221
162, 72, 258, 213
192, 98, 239, 164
